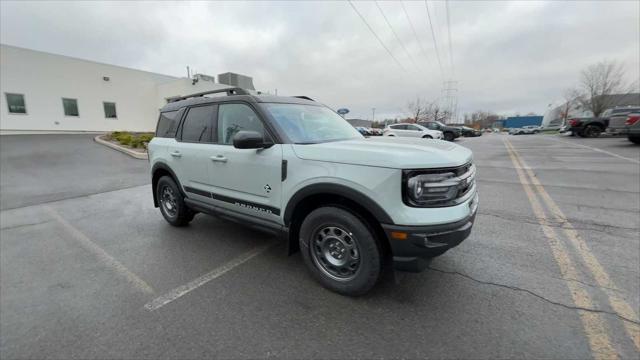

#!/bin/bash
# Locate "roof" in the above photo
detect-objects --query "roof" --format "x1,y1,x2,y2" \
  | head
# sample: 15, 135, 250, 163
160, 93, 320, 112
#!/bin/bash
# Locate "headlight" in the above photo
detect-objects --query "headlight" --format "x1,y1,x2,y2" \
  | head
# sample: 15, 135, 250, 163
403, 164, 475, 207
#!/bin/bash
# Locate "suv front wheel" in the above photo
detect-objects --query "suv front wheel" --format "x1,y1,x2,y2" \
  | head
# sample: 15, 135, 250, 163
156, 176, 195, 226
299, 207, 382, 296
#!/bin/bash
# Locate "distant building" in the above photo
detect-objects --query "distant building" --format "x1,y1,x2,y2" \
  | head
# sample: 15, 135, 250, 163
493, 115, 543, 129
217, 72, 255, 90
345, 119, 372, 127
0, 44, 252, 133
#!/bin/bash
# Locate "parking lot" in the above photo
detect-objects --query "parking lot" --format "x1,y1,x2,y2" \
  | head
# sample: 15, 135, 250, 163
1, 133, 638, 359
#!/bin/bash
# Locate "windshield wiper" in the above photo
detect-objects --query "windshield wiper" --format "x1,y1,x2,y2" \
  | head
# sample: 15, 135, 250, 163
294, 141, 318, 145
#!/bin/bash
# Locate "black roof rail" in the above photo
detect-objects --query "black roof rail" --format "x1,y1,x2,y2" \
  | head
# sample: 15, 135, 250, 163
293, 96, 314, 101
169, 87, 251, 102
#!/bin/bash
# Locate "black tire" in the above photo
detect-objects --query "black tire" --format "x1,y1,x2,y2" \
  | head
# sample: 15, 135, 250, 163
299, 207, 382, 296
577, 130, 587, 137
444, 132, 454, 141
422, 135, 433, 139
583, 125, 602, 138
156, 176, 195, 226
629, 136, 640, 145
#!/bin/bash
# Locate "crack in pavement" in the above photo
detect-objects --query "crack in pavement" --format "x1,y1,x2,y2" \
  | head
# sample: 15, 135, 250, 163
479, 210, 639, 239
427, 265, 640, 326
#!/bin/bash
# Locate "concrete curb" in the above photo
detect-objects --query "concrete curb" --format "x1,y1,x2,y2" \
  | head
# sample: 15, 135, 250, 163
94, 135, 148, 160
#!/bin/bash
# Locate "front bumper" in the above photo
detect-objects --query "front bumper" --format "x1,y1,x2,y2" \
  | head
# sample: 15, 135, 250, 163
382, 193, 478, 272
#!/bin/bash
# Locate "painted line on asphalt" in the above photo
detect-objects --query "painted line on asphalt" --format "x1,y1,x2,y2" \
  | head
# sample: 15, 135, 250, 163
506, 138, 640, 352
45, 206, 155, 295
547, 137, 640, 164
144, 243, 274, 311
503, 139, 618, 360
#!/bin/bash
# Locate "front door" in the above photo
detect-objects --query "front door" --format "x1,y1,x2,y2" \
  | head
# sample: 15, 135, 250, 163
207, 103, 283, 223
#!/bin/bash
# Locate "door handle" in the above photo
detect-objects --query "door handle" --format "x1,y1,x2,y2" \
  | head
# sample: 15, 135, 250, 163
170, 151, 182, 158
210, 155, 228, 163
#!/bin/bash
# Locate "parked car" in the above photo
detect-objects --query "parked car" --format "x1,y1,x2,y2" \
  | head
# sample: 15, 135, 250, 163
460, 126, 482, 137
417, 121, 461, 141
369, 128, 383, 136
383, 123, 444, 139
560, 116, 607, 138
604, 106, 640, 135
355, 126, 371, 136
149, 88, 477, 296
624, 113, 640, 144
509, 125, 540, 135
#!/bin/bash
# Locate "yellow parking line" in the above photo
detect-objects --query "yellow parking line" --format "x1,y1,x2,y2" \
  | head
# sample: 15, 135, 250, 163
503, 139, 618, 359
505, 138, 640, 352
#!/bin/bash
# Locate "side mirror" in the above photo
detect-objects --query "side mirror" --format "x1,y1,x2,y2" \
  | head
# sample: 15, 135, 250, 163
232, 131, 271, 149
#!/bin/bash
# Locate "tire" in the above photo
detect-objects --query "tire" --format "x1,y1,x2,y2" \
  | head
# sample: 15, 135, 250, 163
583, 125, 602, 138
629, 136, 640, 145
444, 132, 454, 141
299, 207, 382, 296
577, 130, 587, 137
422, 135, 433, 139
156, 176, 195, 226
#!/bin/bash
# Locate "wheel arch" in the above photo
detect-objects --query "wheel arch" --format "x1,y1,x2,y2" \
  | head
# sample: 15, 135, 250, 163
151, 162, 184, 208
284, 183, 393, 257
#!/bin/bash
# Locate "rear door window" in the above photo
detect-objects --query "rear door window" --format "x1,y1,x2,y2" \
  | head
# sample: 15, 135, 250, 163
156, 110, 180, 138
180, 105, 216, 143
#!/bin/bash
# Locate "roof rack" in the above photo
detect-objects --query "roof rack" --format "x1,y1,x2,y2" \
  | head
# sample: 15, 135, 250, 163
169, 87, 250, 102
293, 96, 314, 101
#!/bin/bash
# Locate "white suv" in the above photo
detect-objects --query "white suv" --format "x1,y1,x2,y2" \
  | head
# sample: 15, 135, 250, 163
149, 88, 477, 296
383, 123, 443, 139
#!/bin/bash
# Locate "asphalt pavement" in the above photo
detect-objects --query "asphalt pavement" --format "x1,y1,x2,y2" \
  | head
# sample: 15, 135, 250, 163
1, 133, 638, 359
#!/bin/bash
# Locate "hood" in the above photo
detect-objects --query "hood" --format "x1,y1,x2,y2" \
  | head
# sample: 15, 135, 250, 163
292, 137, 472, 169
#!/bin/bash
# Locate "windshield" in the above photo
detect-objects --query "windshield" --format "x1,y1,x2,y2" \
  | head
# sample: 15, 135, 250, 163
263, 103, 363, 144
435, 121, 446, 127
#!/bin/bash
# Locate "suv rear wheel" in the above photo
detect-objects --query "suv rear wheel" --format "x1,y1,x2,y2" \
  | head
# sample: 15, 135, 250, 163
583, 124, 602, 138
157, 176, 195, 226
299, 206, 382, 296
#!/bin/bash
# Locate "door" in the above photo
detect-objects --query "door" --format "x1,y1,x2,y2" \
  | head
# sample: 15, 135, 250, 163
405, 124, 423, 137
207, 102, 283, 223
391, 124, 408, 136
170, 104, 218, 204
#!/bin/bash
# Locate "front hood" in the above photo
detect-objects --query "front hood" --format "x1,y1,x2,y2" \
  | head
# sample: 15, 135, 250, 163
292, 137, 472, 169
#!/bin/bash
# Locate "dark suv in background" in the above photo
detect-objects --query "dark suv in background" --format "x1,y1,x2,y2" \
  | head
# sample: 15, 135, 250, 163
417, 121, 462, 141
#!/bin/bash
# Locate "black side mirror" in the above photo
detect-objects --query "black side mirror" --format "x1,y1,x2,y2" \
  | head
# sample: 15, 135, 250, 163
232, 131, 271, 149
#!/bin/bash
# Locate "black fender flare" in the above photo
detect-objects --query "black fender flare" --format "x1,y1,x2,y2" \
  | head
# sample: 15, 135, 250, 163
283, 183, 393, 226
151, 162, 184, 207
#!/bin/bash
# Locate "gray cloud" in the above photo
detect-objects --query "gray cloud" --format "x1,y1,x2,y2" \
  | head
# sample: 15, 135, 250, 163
2, 0, 638, 120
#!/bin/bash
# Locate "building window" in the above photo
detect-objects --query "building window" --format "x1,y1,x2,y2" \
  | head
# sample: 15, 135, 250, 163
5, 93, 26, 114
62, 98, 79, 117
103, 102, 117, 119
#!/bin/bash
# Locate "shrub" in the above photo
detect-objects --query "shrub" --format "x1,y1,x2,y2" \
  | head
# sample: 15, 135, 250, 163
118, 134, 133, 146
130, 137, 143, 148
138, 134, 153, 143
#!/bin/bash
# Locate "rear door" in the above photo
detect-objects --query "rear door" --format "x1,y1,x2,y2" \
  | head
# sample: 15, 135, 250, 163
171, 104, 218, 204
206, 102, 283, 223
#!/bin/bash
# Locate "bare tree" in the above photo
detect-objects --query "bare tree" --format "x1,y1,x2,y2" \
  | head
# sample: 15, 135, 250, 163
406, 97, 428, 122
424, 102, 450, 122
559, 88, 581, 124
575, 60, 630, 118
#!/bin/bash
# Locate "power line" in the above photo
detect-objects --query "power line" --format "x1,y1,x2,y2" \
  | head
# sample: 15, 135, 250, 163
400, 1, 430, 68
424, 0, 444, 77
375, 1, 422, 74
445, 0, 455, 75
348, 1, 406, 72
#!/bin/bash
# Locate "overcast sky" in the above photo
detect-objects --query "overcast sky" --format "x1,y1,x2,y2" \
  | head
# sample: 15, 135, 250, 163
1, 0, 638, 120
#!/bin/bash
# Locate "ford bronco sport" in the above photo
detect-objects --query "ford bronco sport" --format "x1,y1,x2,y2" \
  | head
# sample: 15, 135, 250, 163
149, 88, 478, 296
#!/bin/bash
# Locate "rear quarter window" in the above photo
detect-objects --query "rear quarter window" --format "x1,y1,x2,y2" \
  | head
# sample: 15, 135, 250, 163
156, 110, 180, 138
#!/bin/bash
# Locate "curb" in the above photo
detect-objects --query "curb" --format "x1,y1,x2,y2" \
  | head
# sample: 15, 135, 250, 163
94, 135, 148, 160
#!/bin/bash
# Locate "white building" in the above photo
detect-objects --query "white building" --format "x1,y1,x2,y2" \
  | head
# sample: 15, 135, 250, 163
0, 44, 253, 134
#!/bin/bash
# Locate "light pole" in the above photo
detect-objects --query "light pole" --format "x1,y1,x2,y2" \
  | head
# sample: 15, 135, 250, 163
372, 108, 376, 123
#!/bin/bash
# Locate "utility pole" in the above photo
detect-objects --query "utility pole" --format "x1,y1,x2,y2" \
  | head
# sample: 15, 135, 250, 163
441, 80, 458, 124
372, 108, 376, 122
